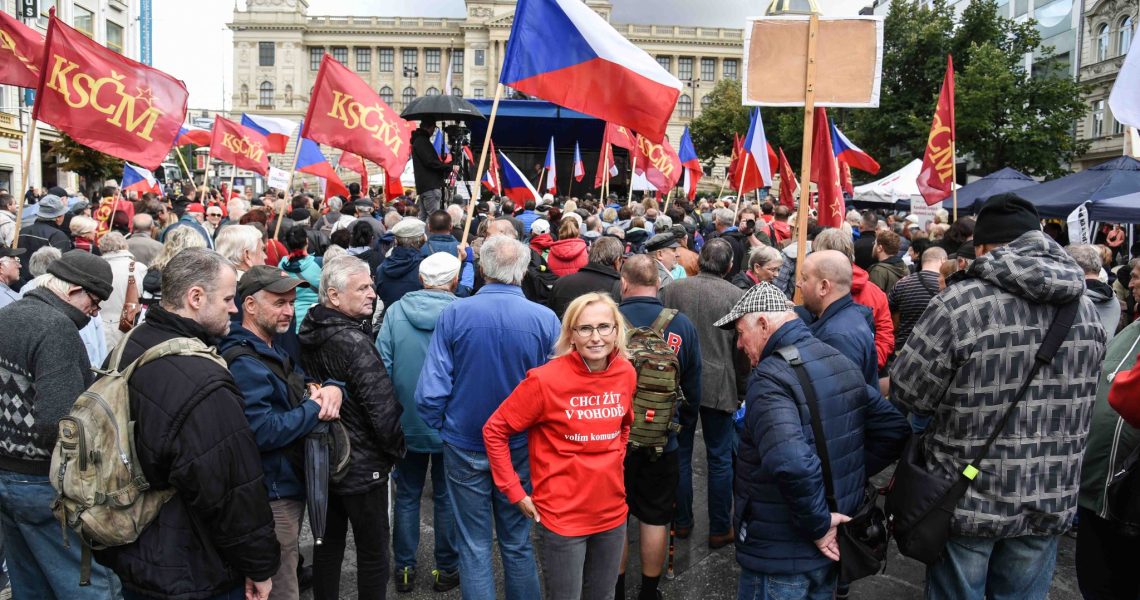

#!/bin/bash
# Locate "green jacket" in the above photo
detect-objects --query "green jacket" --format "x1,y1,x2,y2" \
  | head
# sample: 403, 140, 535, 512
1080, 321, 1140, 517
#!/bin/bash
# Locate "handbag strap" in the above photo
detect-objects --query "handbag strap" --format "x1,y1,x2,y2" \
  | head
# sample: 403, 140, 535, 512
774, 345, 838, 513
961, 300, 1080, 480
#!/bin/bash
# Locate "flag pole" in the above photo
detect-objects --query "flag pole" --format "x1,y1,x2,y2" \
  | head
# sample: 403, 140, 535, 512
273, 142, 304, 240
538, 167, 547, 194
715, 169, 730, 201
174, 147, 193, 185
950, 139, 958, 222
626, 156, 638, 207
601, 149, 610, 198
462, 83, 504, 245
794, 13, 821, 305
227, 167, 236, 201
733, 152, 751, 226
10, 116, 37, 248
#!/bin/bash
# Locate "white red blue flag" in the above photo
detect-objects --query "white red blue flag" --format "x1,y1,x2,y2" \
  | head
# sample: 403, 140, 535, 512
743, 108, 773, 187
295, 131, 348, 201
830, 120, 880, 175
573, 141, 585, 182
500, 0, 681, 142
543, 136, 557, 195
678, 126, 702, 201
433, 128, 452, 162
498, 150, 540, 203
121, 163, 160, 195
174, 124, 211, 147
240, 114, 297, 154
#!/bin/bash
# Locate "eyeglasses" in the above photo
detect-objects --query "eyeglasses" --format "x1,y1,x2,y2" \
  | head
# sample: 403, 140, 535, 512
207, 212, 222, 217
573, 323, 616, 338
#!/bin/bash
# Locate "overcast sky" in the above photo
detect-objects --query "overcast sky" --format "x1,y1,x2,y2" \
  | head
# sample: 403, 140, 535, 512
154, 0, 869, 112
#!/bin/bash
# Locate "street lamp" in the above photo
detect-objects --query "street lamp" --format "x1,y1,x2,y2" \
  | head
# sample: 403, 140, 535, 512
402, 65, 418, 109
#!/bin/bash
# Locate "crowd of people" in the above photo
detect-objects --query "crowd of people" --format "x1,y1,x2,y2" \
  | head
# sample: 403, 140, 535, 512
0, 176, 1134, 600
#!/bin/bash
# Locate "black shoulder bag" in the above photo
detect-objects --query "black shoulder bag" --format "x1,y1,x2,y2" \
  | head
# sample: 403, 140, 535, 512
774, 345, 889, 582
885, 300, 1079, 565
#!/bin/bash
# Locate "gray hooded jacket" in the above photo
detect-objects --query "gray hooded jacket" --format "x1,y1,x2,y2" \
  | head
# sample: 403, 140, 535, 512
891, 230, 1107, 538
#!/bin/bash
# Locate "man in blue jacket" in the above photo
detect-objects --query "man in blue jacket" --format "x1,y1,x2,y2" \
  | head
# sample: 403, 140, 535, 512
795, 250, 877, 386
219, 265, 345, 599
714, 283, 908, 600
416, 236, 560, 600
616, 254, 702, 600
377, 253, 462, 593
375, 217, 426, 318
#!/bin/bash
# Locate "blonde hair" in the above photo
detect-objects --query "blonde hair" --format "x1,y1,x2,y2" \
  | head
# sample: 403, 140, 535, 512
69, 215, 97, 237
152, 226, 208, 270
553, 292, 628, 358
558, 218, 580, 240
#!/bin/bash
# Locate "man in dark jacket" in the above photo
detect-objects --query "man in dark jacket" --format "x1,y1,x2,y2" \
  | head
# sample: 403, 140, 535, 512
661, 239, 748, 547
714, 283, 908, 600
867, 230, 908, 295
299, 255, 405, 600
97, 248, 280, 599
375, 217, 426, 319
548, 236, 623, 318
795, 250, 877, 386
617, 254, 702, 600
0, 251, 120, 598
220, 265, 345, 600
16, 194, 72, 284
410, 123, 453, 216
891, 194, 1107, 598
853, 212, 878, 271
709, 208, 748, 280
422, 210, 474, 293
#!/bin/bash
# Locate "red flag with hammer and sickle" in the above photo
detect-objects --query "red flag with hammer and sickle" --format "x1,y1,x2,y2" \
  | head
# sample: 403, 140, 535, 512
0, 12, 44, 88
918, 55, 956, 206
633, 134, 682, 193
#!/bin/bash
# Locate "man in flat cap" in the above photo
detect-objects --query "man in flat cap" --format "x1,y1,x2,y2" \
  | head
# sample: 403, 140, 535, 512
0, 250, 122, 597
375, 217, 427, 322
645, 231, 680, 288
718, 283, 906, 600
16, 193, 72, 284
0, 245, 25, 308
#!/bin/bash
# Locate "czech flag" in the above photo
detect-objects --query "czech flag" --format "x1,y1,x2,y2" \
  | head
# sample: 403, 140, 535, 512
241, 113, 298, 154
743, 108, 774, 189
433, 128, 452, 162
121, 162, 160, 195
175, 124, 211, 147
830, 120, 880, 175
500, 0, 681, 143
482, 140, 502, 195
498, 150, 540, 203
573, 141, 585, 182
295, 133, 349, 201
543, 136, 557, 195
678, 126, 702, 201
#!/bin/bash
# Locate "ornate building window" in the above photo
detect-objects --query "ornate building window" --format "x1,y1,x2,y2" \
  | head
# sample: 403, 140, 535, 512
678, 57, 693, 80
723, 59, 739, 80
678, 94, 693, 119
355, 48, 371, 72
475, 49, 485, 66
426, 49, 441, 73
259, 42, 275, 67
379, 48, 394, 72
309, 47, 322, 71
656, 56, 672, 73
426, 87, 441, 96
1098, 24, 1110, 61
701, 94, 712, 110
379, 86, 394, 105
453, 50, 465, 73
1092, 99, 1105, 137
1122, 16, 1134, 56
402, 86, 416, 107
452, 87, 463, 96
259, 82, 274, 109
701, 57, 715, 81
403, 49, 418, 71
332, 47, 348, 65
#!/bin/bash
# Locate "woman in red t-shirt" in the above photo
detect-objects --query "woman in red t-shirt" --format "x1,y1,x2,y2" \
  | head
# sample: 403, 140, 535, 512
484, 292, 636, 600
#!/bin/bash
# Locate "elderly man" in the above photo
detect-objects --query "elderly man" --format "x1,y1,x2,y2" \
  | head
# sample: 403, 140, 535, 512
16, 194, 71, 283
715, 283, 907, 600
127, 213, 164, 267
0, 245, 23, 308
795, 250, 877, 387
811, 228, 894, 372
661, 239, 747, 546
299, 256, 405, 600
220, 265, 344, 600
417, 236, 559, 600
1067, 244, 1121, 342
375, 217, 428, 312
646, 231, 680, 288
0, 251, 121, 598
378, 253, 463, 593
711, 207, 748, 279
891, 194, 1107, 598
96, 248, 279, 599
215, 224, 267, 281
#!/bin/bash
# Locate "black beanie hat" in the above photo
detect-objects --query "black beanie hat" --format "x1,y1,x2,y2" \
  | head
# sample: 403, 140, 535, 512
48, 250, 114, 301
973, 193, 1040, 246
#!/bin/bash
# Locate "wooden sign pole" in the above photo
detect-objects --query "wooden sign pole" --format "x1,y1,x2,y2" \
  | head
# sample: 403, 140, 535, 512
793, 13, 820, 304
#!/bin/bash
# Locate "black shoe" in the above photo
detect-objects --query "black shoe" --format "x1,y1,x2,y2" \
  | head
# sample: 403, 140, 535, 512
395, 566, 415, 593
432, 568, 460, 592
297, 557, 313, 592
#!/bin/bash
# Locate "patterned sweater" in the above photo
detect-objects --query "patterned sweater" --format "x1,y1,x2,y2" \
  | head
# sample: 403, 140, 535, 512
891, 230, 1107, 537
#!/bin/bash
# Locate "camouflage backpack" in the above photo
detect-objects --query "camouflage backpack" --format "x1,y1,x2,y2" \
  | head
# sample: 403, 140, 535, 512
625, 308, 684, 458
50, 332, 226, 584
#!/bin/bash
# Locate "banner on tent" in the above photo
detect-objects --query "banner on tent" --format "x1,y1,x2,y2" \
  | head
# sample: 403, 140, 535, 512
1067, 203, 1090, 245
909, 196, 938, 228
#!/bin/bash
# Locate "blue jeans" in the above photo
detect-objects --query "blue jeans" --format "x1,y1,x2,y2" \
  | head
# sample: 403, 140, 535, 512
0, 469, 121, 599
443, 443, 540, 600
926, 534, 1058, 600
676, 406, 736, 534
737, 564, 837, 600
392, 451, 458, 572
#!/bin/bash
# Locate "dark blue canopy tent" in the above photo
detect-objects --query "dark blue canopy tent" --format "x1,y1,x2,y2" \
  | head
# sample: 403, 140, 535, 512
942, 167, 1036, 214
1016, 156, 1140, 219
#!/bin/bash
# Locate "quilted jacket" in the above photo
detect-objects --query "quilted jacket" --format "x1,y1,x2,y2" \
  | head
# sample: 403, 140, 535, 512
891, 230, 1108, 537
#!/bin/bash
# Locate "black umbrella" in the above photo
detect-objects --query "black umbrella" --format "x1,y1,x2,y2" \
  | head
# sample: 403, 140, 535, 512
400, 94, 486, 123
305, 422, 332, 545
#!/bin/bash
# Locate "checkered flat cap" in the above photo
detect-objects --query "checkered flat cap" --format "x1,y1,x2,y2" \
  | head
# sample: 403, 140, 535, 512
713, 282, 790, 329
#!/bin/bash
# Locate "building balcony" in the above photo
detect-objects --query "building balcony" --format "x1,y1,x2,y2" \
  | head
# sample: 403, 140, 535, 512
619, 24, 743, 40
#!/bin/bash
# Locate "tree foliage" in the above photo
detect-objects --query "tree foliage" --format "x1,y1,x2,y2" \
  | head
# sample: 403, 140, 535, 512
50, 133, 123, 190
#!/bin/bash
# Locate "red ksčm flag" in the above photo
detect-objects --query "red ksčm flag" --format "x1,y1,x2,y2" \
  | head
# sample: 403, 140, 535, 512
633, 134, 682, 193
303, 54, 414, 177
0, 11, 44, 88
726, 133, 743, 188
777, 147, 798, 211
918, 55, 956, 206
384, 167, 404, 199
595, 130, 618, 189
34, 14, 187, 170
838, 157, 854, 197
810, 108, 844, 229
338, 151, 368, 191
605, 122, 638, 151
209, 116, 270, 176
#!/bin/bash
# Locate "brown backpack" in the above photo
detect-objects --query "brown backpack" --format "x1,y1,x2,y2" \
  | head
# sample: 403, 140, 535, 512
624, 309, 684, 458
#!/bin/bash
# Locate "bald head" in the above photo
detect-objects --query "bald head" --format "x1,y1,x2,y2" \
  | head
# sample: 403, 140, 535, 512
486, 218, 518, 239
133, 213, 154, 232
921, 246, 948, 269
805, 250, 852, 292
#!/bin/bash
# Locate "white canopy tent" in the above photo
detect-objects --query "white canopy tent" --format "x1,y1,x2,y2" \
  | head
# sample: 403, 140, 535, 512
852, 158, 923, 205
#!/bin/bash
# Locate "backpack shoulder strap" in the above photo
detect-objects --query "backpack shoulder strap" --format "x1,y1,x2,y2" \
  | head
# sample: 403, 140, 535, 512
221, 343, 292, 385
649, 308, 679, 337
126, 337, 226, 378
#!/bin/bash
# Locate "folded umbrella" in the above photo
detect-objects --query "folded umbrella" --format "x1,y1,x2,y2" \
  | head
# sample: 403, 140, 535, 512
305, 422, 331, 545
